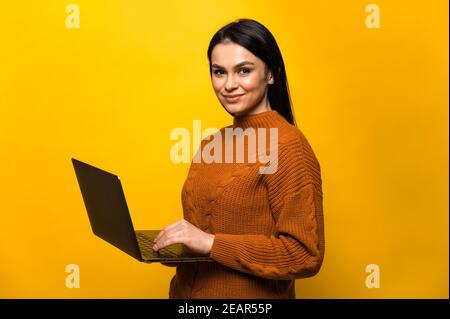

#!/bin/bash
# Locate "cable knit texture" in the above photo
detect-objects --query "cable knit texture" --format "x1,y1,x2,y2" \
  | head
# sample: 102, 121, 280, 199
168, 109, 325, 299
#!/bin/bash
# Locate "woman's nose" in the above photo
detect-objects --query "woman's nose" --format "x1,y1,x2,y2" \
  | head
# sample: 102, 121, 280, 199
225, 74, 239, 91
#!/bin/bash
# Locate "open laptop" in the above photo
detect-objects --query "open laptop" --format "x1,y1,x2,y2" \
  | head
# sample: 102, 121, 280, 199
71, 158, 213, 264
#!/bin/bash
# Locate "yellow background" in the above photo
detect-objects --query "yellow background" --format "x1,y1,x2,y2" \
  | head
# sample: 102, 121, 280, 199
0, 1, 448, 298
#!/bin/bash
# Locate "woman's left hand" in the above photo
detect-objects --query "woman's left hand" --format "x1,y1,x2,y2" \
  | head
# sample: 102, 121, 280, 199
152, 219, 215, 255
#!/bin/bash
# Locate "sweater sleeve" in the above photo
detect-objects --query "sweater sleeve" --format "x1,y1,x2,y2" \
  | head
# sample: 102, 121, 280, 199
209, 134, 325, 280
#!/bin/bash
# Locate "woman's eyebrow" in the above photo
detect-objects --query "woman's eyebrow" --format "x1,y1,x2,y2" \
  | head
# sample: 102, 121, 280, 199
212, 61, 255, 69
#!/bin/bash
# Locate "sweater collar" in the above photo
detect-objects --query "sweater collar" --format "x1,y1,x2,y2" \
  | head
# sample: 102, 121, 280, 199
232, 109, 286, 129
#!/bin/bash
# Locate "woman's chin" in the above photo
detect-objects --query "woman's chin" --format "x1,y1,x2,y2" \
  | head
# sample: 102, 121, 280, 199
224, 103, 246, 115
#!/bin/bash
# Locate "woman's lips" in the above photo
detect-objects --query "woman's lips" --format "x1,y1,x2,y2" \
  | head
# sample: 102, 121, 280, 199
224, 94, 244, 103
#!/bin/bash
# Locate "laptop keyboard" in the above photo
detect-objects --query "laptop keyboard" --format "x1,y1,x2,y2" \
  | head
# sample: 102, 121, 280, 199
135, 231, 180, 259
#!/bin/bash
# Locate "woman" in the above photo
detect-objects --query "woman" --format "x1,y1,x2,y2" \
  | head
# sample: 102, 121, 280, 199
153, 18, 325, 299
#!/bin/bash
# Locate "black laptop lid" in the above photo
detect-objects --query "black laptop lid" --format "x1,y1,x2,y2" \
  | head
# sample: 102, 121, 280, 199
72, 158, 142, 261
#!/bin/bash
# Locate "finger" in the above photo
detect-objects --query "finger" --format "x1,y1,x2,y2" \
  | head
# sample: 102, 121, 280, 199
154, 230, 183, 250
153, 219, 192, 243
153, 230, 186, 251
153, 221, 180, 244
154, 219, 184, 243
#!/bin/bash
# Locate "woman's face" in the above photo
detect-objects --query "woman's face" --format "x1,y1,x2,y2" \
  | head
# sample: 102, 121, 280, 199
211, 41, 274, 117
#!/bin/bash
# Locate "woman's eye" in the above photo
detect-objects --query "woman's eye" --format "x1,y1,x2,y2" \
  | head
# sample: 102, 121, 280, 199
213, 68, 251, 76
239, 68, 251, 74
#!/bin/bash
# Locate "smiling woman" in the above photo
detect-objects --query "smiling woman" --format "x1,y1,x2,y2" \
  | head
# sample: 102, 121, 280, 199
211, 54, 272, 114
154, 18, 325, 299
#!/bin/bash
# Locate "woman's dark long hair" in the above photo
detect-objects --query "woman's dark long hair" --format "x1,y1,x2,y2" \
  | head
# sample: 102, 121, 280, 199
207, 18, 297, 126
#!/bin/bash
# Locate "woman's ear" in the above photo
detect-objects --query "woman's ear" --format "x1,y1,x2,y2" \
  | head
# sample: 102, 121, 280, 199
265, 66, 274, 85
267, 71, 274, 85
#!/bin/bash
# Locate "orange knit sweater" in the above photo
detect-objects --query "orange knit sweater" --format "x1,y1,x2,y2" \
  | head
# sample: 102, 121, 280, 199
168, 109, 325, 299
